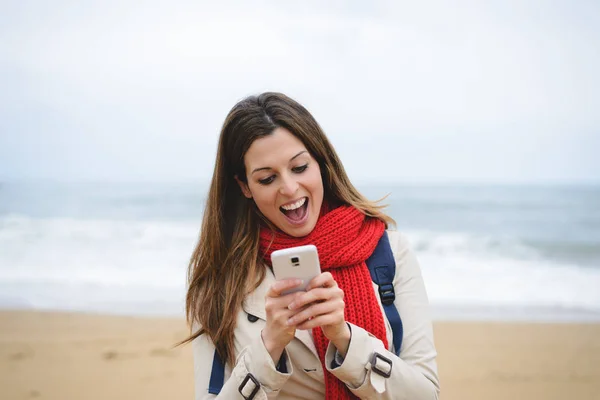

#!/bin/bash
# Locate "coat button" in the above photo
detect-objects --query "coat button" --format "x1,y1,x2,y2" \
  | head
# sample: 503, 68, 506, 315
247, 313, 259, 322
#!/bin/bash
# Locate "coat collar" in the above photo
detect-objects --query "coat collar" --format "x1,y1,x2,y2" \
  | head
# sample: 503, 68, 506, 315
242, 267, 319, 359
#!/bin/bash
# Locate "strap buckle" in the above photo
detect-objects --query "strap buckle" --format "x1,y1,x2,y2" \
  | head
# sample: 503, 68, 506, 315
370, 352, 393, 378
378, 283, 395, 306
238, 373, 260, 399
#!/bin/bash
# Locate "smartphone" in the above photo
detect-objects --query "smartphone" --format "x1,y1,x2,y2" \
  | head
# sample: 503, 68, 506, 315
271, 245, 322, 295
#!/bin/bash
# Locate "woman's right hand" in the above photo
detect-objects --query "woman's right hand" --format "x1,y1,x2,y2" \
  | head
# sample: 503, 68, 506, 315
261, 279, 303, 363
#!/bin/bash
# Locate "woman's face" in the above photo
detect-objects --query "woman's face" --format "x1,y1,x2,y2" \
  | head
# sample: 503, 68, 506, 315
237, 127, 324, 237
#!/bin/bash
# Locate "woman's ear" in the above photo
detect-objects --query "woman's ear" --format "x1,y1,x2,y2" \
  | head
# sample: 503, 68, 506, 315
235, 175, 253, 198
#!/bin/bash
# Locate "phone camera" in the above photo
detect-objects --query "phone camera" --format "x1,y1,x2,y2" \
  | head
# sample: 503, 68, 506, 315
290, 256, 300, 266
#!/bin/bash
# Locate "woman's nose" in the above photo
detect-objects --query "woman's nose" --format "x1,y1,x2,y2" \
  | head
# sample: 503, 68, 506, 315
279, 174, 299, 196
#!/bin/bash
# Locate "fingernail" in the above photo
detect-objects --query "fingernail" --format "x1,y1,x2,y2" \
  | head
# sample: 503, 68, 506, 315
287, 318, 294, 325
288, 302, 296, 310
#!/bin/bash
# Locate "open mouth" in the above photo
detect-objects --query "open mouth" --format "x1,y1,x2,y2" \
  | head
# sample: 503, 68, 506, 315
279, 197, 309, 225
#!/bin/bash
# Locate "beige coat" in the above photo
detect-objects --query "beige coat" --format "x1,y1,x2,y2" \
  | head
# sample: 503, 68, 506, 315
192, 231, 440, 399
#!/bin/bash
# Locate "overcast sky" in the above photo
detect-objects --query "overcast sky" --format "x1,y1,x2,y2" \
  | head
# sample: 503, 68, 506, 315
1, 0, 599, 184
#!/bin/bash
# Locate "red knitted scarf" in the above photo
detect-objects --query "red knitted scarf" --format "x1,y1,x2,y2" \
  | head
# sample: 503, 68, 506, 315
259, 205, 388, 399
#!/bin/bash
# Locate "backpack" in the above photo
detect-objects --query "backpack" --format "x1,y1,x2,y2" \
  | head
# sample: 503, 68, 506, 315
208, 231, 403, 394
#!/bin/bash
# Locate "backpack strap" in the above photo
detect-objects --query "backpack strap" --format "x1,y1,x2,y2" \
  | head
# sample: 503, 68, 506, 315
207, 334, 287, 395
208, 349, 225, 394
366, 231, 404, 355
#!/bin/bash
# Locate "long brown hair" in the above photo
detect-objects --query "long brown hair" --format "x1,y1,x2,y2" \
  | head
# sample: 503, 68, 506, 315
181, 92, 395, 365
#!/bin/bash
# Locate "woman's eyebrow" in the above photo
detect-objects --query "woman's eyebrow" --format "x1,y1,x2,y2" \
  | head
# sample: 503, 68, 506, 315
251, 151, 308, 175
290, 150, 308, 161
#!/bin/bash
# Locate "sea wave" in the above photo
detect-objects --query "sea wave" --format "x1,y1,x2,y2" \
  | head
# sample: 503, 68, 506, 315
1, 215, 599, 317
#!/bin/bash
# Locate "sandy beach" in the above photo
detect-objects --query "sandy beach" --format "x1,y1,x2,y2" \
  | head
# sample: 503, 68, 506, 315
1, 311, 599, 400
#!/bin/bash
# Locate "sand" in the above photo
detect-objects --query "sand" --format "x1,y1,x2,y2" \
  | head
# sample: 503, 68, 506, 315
1, 310, 599, 400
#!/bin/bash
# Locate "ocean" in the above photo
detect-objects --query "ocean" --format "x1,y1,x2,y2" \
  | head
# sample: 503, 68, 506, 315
1, 181, 599, 322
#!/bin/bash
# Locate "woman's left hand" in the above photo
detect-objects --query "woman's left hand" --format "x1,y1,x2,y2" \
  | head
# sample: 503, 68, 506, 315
287, 272, 351, 356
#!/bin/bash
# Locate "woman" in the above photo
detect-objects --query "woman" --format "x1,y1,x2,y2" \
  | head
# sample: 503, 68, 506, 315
183, 92, 439, 399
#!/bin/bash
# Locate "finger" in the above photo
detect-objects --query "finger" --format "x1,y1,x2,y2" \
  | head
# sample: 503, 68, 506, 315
306, 272, 336, 291
268, 307, 298, 323
265, 292, 306, 316
267, 292, 303, 311
288, 299, 344, 326
289, 287, 343, 310
296, 312, 345, 330
266, 279, 303, 298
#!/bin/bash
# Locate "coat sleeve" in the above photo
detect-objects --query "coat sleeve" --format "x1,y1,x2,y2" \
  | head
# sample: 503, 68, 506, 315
192, 324, 293, 400
325, 231, 440, 400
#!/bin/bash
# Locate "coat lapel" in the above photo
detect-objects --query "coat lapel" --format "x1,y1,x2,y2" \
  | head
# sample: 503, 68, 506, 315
242, 267, 319, 359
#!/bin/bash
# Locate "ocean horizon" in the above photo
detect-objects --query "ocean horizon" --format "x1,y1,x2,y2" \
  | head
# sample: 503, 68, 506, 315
1, 181, 599, 322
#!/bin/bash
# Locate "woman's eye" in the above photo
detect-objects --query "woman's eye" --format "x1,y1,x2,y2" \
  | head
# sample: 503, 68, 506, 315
258, 176, 275, 185
292, 164, 308, 173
